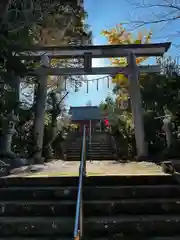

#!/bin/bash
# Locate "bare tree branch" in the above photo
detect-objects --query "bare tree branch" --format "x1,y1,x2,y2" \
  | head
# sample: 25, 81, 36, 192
124, 0, 180, 29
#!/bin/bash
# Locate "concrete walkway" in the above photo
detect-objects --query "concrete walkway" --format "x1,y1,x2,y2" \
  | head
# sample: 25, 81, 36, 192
7, 160, 166, 177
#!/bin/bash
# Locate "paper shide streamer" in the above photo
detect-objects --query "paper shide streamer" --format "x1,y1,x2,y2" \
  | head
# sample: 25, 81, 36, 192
84, 75, 112, 93
65, 75, 114, 94
86, 80, 89, 93
75, 80, 78, 92
107, 76, 110, 88
64, 79, 67, 91
97, 79, 99, 91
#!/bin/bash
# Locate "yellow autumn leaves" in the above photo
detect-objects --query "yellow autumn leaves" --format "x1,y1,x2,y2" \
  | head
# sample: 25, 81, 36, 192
101, 24, 152, 105
101, 24, 152, 74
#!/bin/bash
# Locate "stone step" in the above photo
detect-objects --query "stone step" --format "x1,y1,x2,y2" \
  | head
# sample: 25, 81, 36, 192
66, 157, 80, 160
88, 148, 113, 151
68, 146, 113, 150
70, 143, 82, 145
88, 151, 113, 153
66, 154, 80, 157
0, 186, 77, 201
88, 149, 113, 152
70, 144, 111, 147
86, 175, 177, 186
0, 175, 177, 187
67, 148, 80, 150
67, 149, 81, 152
85, 237, 180, 240
0, 238, 74, 240
68, 142, 82, 148
66, 152, 81, 155
67, 154, 115, 158
0, 200, 76, 217
68, 144, 81, 147
0, 216, 73, 236
84, 215, 180, 237
67, 149, 113, 153
0, 237, 180, 240
0, 199, 180, 217
0, 184, 179, 201
87, 156, 119, 160
0, 177, 80, 187
88, 153, 114, 156
66, 152, 80, 155
86, 185, 180, 200
0, 215, 180, 237
87, 156, 116, 158
84, 199, 180, 216
67, 147, 81, 150
87, 157, 115, 158
67, 148, 81, 150
66, 156, 79, 158
87, 157, 116, 159
70, 143, 82, 146
88, 143, 113, 146
66, 154, 81, 156
67, 147, 81, 149
67, 157, 116, 161
88, 150, 114, 152
87, 157, 116, 160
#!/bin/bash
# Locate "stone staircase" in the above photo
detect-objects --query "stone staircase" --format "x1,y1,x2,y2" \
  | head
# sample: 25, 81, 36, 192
66, 136, 83, 160
66, 132, 117, 161
88, 141, 116, 160
0, 175, 180, 239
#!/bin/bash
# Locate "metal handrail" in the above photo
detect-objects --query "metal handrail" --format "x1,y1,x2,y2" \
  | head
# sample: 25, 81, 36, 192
73, 125, 86, 240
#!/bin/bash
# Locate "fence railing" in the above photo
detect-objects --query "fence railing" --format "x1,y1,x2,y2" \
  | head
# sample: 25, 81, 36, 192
73, 125, 87, 240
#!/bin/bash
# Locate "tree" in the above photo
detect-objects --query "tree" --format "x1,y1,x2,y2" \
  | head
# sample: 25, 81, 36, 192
101, 54, 180, 158
0, 0, 91, 166
101, 25, 152, 106
100, 96, 135, 157
123, 0, 180, 43
43, 90, 69, 159
30, 1, 90, 163
101, 24, 180, 158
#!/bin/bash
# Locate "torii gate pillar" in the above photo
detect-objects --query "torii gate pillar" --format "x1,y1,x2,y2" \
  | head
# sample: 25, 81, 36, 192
127, 52, 147, 158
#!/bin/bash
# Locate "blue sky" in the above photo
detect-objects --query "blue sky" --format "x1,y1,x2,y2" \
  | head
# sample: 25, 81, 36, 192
66, 0, 180, 107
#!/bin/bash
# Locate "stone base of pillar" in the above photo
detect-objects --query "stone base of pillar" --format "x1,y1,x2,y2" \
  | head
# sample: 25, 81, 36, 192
162, 159, 180, 174
135, 141, 148, 161
162, 160, 174, 174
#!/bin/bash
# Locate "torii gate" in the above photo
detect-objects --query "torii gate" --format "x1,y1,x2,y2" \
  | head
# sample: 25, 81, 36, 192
12, 42, 171, 160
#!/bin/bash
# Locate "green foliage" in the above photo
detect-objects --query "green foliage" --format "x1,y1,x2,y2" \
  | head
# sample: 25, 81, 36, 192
100, 96, 135, 157
100, 59, 180, 158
